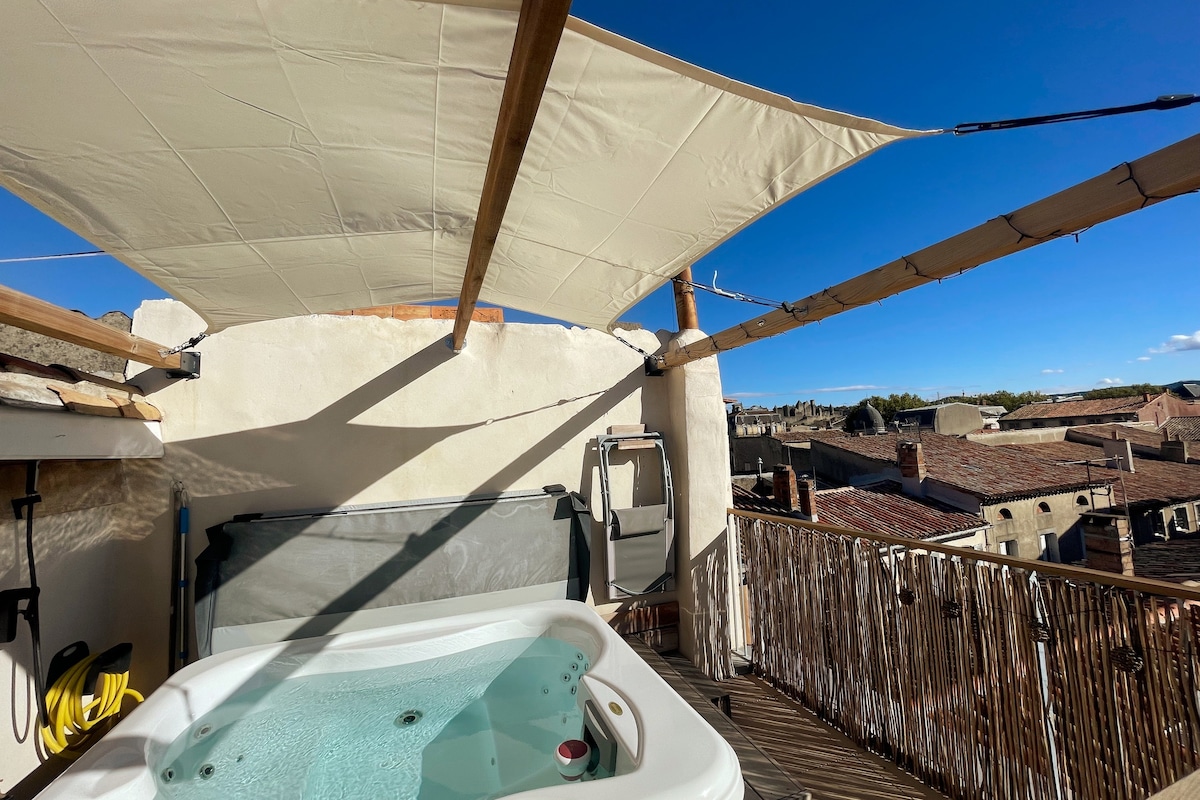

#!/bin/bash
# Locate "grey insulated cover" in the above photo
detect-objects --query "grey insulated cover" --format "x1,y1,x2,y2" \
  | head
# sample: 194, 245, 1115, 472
194, 487, 589, 657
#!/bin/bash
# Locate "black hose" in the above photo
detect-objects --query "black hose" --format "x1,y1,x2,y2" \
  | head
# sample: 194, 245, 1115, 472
16, 461, 49, 728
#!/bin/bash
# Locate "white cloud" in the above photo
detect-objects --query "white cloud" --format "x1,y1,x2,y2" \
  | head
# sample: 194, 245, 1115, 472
1136, 356, 1152, 362
1041, 368, 1064, 374
1151, 330, 1200, 354
1097, 377, 1124, 386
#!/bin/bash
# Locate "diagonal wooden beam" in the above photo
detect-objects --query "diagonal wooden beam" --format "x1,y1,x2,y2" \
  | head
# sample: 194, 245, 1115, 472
654, 132, 1200, 370
451, 0, 572, 352
0, 284, 183, 370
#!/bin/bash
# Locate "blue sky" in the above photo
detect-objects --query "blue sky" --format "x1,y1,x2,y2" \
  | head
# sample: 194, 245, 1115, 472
2, 0, 1198, 405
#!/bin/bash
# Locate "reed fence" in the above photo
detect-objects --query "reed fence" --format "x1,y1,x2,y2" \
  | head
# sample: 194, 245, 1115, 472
729, 509, 1200, 800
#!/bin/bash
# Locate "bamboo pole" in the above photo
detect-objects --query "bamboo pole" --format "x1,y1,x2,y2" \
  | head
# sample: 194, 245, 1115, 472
731, 509, 1200, 601
450, 0, 572, 352
657, 133, 1200, 370
726, 510, 1200, 800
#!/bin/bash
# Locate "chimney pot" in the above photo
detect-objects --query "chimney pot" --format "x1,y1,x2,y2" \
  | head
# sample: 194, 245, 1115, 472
772, 465, 799, 512
798, 477, 818, 522
1143, 392, 1152, 402
897, 440, 927, 496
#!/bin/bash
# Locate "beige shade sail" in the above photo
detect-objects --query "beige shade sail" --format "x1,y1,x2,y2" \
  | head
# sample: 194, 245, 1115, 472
0, 0, 926, 332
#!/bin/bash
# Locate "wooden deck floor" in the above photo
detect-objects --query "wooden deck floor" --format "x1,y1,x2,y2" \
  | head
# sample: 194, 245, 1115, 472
720, 673, 947, 800
655, 649, 947, 800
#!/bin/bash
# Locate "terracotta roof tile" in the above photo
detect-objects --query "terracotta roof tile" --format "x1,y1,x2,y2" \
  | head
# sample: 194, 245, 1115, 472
1134, 535, 1200, 585
815, 482, 987, 539
772, 429, 838, 444
732, 480, 987, 540
731, 483, 790, 516
1005, 440, 1200, 507
1000, 395, 1150, 422
1163, 417, 1200, 441
1068, 423, 1164, 449
813, 432, 1102, 502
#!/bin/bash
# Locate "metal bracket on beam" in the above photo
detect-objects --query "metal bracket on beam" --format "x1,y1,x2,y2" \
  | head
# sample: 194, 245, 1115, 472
165, 351, 201, 380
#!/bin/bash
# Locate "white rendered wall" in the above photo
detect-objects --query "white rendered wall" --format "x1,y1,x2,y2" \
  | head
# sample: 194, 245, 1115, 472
662, 330, 733, 666
1, 301, 733, 793
132, 300, 734, 645
129, 301, 675, 557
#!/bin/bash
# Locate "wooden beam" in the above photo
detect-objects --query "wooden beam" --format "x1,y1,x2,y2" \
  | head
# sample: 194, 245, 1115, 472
657, 133, 1200, 369
450, 0, 572, 352
0, 284, 183, 370
672, 266, 699, 330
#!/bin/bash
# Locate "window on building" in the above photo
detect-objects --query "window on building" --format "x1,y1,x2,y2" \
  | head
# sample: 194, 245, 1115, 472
1032, 421, 1044, 428
1076, 495, 1090, 507
1174, 506, 1190, 532
998, 508, 1013, 520
1000, 540, 1018, 556
1040, 532, 1060, 563
1037, 502, 1051, 514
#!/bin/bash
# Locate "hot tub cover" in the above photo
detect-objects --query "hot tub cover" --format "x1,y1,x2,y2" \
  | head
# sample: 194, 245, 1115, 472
194, 487, 591, 656
0, 0, 925, 331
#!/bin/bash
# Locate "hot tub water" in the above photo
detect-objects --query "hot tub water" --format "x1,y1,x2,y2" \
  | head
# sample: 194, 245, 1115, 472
154, 636, 600, 800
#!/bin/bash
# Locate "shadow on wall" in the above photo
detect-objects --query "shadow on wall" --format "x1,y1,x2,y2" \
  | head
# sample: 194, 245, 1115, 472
170, 339, 633, 516
174, 336, 651, 596
6, 337, 657, 792
2, 459, 174, 798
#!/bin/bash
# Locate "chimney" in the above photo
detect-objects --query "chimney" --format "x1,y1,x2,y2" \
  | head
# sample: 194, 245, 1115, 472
1082, 514, 1134, 576
896, 440, 926, 496
1161, 440, 1194, 463
1102, 437, 1136, 473
773, 465, 799, 512
1143, 391, 1152, 403
798, 477, 818, 522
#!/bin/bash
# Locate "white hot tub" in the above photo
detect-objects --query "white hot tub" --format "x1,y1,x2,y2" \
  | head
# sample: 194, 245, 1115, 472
42, 600, 743, 799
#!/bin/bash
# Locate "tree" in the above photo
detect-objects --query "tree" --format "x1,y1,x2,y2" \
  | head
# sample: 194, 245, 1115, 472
1081, 383, 1163, 400
852, 393, 927, 424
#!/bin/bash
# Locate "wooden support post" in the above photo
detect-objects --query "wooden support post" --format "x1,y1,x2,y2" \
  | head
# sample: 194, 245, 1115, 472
0, 284, 183, 370
672, 266, 699, 331
654, 132, 1200, 370
451, 0, 572, 352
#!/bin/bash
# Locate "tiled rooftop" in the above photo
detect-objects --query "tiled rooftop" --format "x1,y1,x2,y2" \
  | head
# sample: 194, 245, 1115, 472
731, 483, 791, 517
1067, 423, 1165, 449
771, 431, 812, 444
814, 482, 987, 539
1163, 417, 1200, 441
1133, 535, 1200, 585
1005, 439, 1200, 507
812, 432, 1102, 502
1000, 395, 1150, 421
732, 480, 987, 540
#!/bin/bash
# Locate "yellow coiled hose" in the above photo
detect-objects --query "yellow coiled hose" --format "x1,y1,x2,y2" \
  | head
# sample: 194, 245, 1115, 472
41, 652, 144, 756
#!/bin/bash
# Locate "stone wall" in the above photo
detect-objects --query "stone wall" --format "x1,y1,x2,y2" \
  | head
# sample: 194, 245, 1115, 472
0, 312, 131, 378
